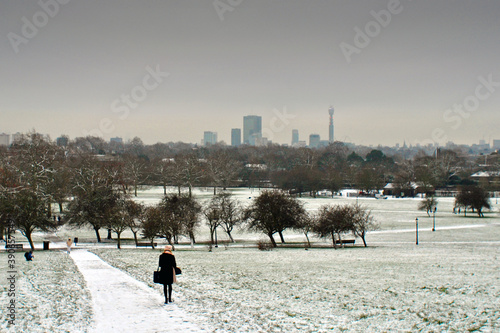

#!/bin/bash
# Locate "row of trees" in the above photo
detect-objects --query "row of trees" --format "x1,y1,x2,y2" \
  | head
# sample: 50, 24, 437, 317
417, 185, 491, 218
13, 133, 497, 197
120, 190, 378, 250
0, 132, 495, 249
0, 132, 376, 249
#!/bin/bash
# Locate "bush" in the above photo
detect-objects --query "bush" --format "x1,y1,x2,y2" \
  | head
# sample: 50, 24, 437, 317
257, 240, 273, 251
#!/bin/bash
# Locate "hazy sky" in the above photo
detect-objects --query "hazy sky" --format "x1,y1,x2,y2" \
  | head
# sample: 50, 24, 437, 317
1, 0, 499, 146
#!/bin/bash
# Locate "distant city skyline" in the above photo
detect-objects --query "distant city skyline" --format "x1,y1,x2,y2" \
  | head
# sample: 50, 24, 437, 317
1, 1, 499, 146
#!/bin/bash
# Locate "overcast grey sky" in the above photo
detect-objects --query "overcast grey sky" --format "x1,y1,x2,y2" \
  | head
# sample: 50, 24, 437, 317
1, 0, 499, 146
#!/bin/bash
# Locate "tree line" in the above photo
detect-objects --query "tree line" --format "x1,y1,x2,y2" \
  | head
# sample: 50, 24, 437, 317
0, 132, 495, 249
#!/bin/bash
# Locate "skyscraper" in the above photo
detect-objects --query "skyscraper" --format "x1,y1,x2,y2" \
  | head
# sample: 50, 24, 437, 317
231, 128, 241, 147
328, 106, 334, 143
243, 115, 262, 145
0, 133, 9, 146
203, 131, 218, 146
309, 134, 320, 148
292, 129, 299, 146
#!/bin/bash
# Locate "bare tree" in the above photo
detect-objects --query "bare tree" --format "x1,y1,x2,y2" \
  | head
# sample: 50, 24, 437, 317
207, 191, 243, 243
295, 212, 315, 248
206, 150, 242, 194
107, 198, 131, 249
418, 196, 438, 216
244, 190, 306, 247
126, 201, 144, 245
314, 204, 352, 249
1, 188, 55, 250
141, 205, 162, 249
66, 156, 119, 242
176, 153, 203, 197
455, 185, 491, 217
3, 132, 60, 249
203, 199, 221, 246
350, 204, 379, 247
121, 154, 150, 197
160, 193, 201, 246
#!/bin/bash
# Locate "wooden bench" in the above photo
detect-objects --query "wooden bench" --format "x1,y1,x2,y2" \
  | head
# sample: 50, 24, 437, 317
136, 242, 157, 247
335, 239, 355, 245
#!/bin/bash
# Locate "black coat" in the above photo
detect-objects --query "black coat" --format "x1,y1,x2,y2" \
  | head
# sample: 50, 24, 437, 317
159, 253, 176, 285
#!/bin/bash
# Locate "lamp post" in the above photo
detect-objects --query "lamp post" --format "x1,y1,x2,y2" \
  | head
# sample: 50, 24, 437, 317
432, 207, 437, 232
415, 217, 419, 245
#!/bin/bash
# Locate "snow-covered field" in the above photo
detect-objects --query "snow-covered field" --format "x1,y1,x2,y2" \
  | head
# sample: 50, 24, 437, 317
92, 240, 500, 332
2, 187, 499, 332
0, 251, 93, 333
40, 186, 500, 245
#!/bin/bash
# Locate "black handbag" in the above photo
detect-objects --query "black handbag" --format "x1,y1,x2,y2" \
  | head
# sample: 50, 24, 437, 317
175, 267, 182, 275
153, 267, 161, 283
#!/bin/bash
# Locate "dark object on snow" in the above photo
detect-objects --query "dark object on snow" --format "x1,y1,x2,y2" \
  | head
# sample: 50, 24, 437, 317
24, 251, 34, 261
174, 267, 182, 275
153, 270, 161, 284
43, 241, 50, 250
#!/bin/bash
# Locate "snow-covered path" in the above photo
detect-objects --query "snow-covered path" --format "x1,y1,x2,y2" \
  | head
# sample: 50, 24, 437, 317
70, 250, 204, 333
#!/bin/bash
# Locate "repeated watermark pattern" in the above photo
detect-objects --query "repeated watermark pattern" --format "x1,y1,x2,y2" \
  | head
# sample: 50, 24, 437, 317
7, 0, 72, 54
83, 65, 169, 138
5, 219, 17, 326
261, 107, 296, 143
213, 0, 244, 21
431, 74, 499, 144
340, 0, 412, 63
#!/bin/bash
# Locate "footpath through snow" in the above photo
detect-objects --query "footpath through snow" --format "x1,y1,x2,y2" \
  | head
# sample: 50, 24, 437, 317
70, 249, 205, 333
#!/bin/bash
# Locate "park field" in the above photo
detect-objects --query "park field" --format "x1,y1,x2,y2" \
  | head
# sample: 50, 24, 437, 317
2, 187, 499, 332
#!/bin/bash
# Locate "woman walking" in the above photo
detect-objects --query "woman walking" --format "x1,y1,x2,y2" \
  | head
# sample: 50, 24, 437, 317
159, 245, 177, 304
66, 238, 73, 253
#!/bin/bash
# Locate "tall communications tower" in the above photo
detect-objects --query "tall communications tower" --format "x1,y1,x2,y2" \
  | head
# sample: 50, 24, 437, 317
328, 106, 334, 143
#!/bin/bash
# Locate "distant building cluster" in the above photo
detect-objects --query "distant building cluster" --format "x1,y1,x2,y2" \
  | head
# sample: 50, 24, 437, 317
2, 104, 499, 154
202, 106, 336, 148
0, 133, 22, 146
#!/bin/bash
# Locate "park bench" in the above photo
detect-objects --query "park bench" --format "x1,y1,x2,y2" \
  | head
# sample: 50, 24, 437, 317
136, 242, 157, 247
335, 239, 355, 246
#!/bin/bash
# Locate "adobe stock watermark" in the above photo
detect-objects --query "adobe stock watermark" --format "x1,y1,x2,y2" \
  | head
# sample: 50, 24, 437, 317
430, 74, 499, 144
83, 65, 169, 138
261, 107, 296, 143
7, 0, 72, 54
6, 219, 17, 326
340, 0, 412, 64
213, 0, 243, 21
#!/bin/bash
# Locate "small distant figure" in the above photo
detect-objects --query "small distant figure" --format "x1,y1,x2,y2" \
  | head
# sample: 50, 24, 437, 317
24, 251, 34, 261
453, 207, 456, 214
57, 215, 62, 223
66, 238, 73, 253
74, 237, 78, 246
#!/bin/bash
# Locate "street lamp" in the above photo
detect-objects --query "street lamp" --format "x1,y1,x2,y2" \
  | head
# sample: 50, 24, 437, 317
415, 217, 419, 245
432, 207, 437, 232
